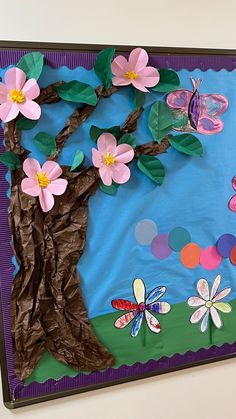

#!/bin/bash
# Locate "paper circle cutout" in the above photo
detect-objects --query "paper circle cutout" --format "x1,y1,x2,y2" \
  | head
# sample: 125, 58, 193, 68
200, 246, 222, 270
216, 234, 236, 258
230, 245, 236, 265
168, 227, 191, 252
135, 219, 157, 245
151, 234, 172, 260
180, 242, 202, 269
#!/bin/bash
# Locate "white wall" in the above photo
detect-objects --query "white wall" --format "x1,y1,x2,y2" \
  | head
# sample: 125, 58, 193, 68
1, 1, 236, 418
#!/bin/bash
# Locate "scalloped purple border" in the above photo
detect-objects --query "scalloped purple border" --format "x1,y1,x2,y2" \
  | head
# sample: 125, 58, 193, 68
1, 48, 236, 402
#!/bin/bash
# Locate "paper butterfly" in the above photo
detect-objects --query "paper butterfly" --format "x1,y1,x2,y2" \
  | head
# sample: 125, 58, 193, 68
111, 278, 171, 337
166, 78, 228, 135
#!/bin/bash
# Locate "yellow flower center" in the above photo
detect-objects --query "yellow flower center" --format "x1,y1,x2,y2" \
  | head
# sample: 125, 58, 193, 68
36, 171, 50, 188
9, 89, 25, 103
103, 152, 116, 167
205, 300, 213, 309
124, 71, 138, 80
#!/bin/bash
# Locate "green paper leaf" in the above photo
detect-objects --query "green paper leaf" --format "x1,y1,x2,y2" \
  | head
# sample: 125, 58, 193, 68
169, 134, 203, 156
94, 48, 115, 91
134, 90, 145, 110
15, 117, 39, 130
16, 52, 44, 81
90, 125, 121, 143
137, 154, 165, 185
34, 132, 56, 156
118, 133, 136, 149
0, 151, 21, 170
148, 101, 173, 143
99, 181, 119, 195
172, 110, 189, 129
152, 69, 180, 93
71, 150, 85, 171
55, 81, 97, 105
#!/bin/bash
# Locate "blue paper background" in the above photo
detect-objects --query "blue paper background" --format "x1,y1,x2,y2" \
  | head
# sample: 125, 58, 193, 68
1, 65, 236, 318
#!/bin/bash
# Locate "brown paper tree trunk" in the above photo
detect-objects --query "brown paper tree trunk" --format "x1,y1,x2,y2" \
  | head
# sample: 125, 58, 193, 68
9, 166, 115, 380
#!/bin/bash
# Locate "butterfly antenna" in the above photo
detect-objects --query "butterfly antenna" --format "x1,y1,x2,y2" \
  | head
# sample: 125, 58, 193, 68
191, 77, 202, 91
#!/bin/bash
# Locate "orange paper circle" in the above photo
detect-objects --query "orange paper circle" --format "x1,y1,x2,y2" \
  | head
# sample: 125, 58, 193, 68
180, 242, 202, 269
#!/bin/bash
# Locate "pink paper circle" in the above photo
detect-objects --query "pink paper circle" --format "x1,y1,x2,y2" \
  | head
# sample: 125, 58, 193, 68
151, 234, 172, 260
200, 245, 222, 270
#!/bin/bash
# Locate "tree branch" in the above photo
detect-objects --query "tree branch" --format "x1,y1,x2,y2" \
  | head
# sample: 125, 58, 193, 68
134, 137, 170, 157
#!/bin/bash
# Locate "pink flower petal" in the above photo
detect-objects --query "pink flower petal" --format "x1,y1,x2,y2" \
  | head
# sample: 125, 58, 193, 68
0, 82, 8, 104
41, 161, 62, 180
23, 158, 41, 178
111, 55, 129, 76
22, 79, 40, 100
5, 67, 26, 90
128, 48, 149, 73
130, 79, 149, 93
39, 188, 55, 212
232, 176, 236, 191
212, 287, 231, 302
190, 305, 208, 324
97, 133, 117, 154
92, 148, 103, 168
21, 177, 41, 197
197, 278, 209, 301
111, 162, 131, 184
229, 195, 236, 212
99, 165, 112, 186
138, 67, 160, 87
115, 144, 134, 163
187, 296, 205, 307
112, 76, 131, 87
210, 274, 221, 300
210, 306, 222, 328
0, 101, 19, 122
47, 178, 68, 196
18, 99, 41, 120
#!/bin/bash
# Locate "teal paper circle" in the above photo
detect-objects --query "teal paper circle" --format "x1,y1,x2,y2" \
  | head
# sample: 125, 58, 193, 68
168, 227, 191, 251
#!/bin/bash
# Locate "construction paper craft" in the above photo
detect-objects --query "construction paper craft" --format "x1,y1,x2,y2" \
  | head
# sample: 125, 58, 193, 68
0, 43, 236, 409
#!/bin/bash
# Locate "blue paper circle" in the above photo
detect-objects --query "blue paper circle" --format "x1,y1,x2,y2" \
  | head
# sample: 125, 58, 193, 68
216, 233, 236, 258
168, 227, 191, 252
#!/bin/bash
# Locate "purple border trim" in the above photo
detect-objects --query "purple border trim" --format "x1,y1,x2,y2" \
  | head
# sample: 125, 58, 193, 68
1, 47, 236, 402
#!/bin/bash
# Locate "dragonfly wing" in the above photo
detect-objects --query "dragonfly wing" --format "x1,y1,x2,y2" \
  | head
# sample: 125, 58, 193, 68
166, 89, 192, 112
145, 310, 161, 333
133, 278, 145, 304
112, 299, 138, 311
114, 312, 136, 329
146, 286, 166, 304
131, 312, 144, 337
146, 301, 171, 314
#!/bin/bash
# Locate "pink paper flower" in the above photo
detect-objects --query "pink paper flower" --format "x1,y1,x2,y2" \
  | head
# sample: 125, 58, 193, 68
0, 67, 41, 122
229, 176, 236, 212
21, 158, 68, 212
92, 133, 134, 186
111, 48, 160, 92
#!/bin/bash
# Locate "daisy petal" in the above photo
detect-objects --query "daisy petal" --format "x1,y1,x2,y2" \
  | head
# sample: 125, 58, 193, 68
111, 162, 131, 184
213, 287, 231, 302
97, 133, 117, 154
146, 286, 166, 305
115, 144, 134, 163
22, 79, 40, 100
23, 158, 41, 178
128, 48, 149, 73
210, 306, 222, 328
0, 101, 19, 122
111, 299, 138, 311
210, 274, 221, 300
5, 67, 26, 90
39, 189, 55, 212
111, 56, 129, 76
145, 310, 161, 333
229, 195, 236, 212
213, 302, 232, 313
0, 82, 8, 103
21, 177, 40, 197
92, 148, 103, 168
190, 305, 208, 324
131, 312, 144, 337
18, 100, 41, 120
114, 312, 135, 329
197, 278, 209, 300
200, 311, 209, 332
188, 296, 206, 307
99, 165, 112, 186
112, 76, 131, 87
42, 161, 62, 180
47, 179, 68, 196
146, 301, 171, 314
133, 278, 145, 304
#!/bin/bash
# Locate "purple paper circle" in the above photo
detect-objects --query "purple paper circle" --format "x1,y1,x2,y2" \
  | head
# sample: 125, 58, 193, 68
216, 234, 236, 258
151, 234, 172, 260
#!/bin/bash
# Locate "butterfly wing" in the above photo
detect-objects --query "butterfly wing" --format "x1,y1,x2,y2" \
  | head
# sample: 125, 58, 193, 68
197, 94, 228, 135
167, 89, 195, 132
